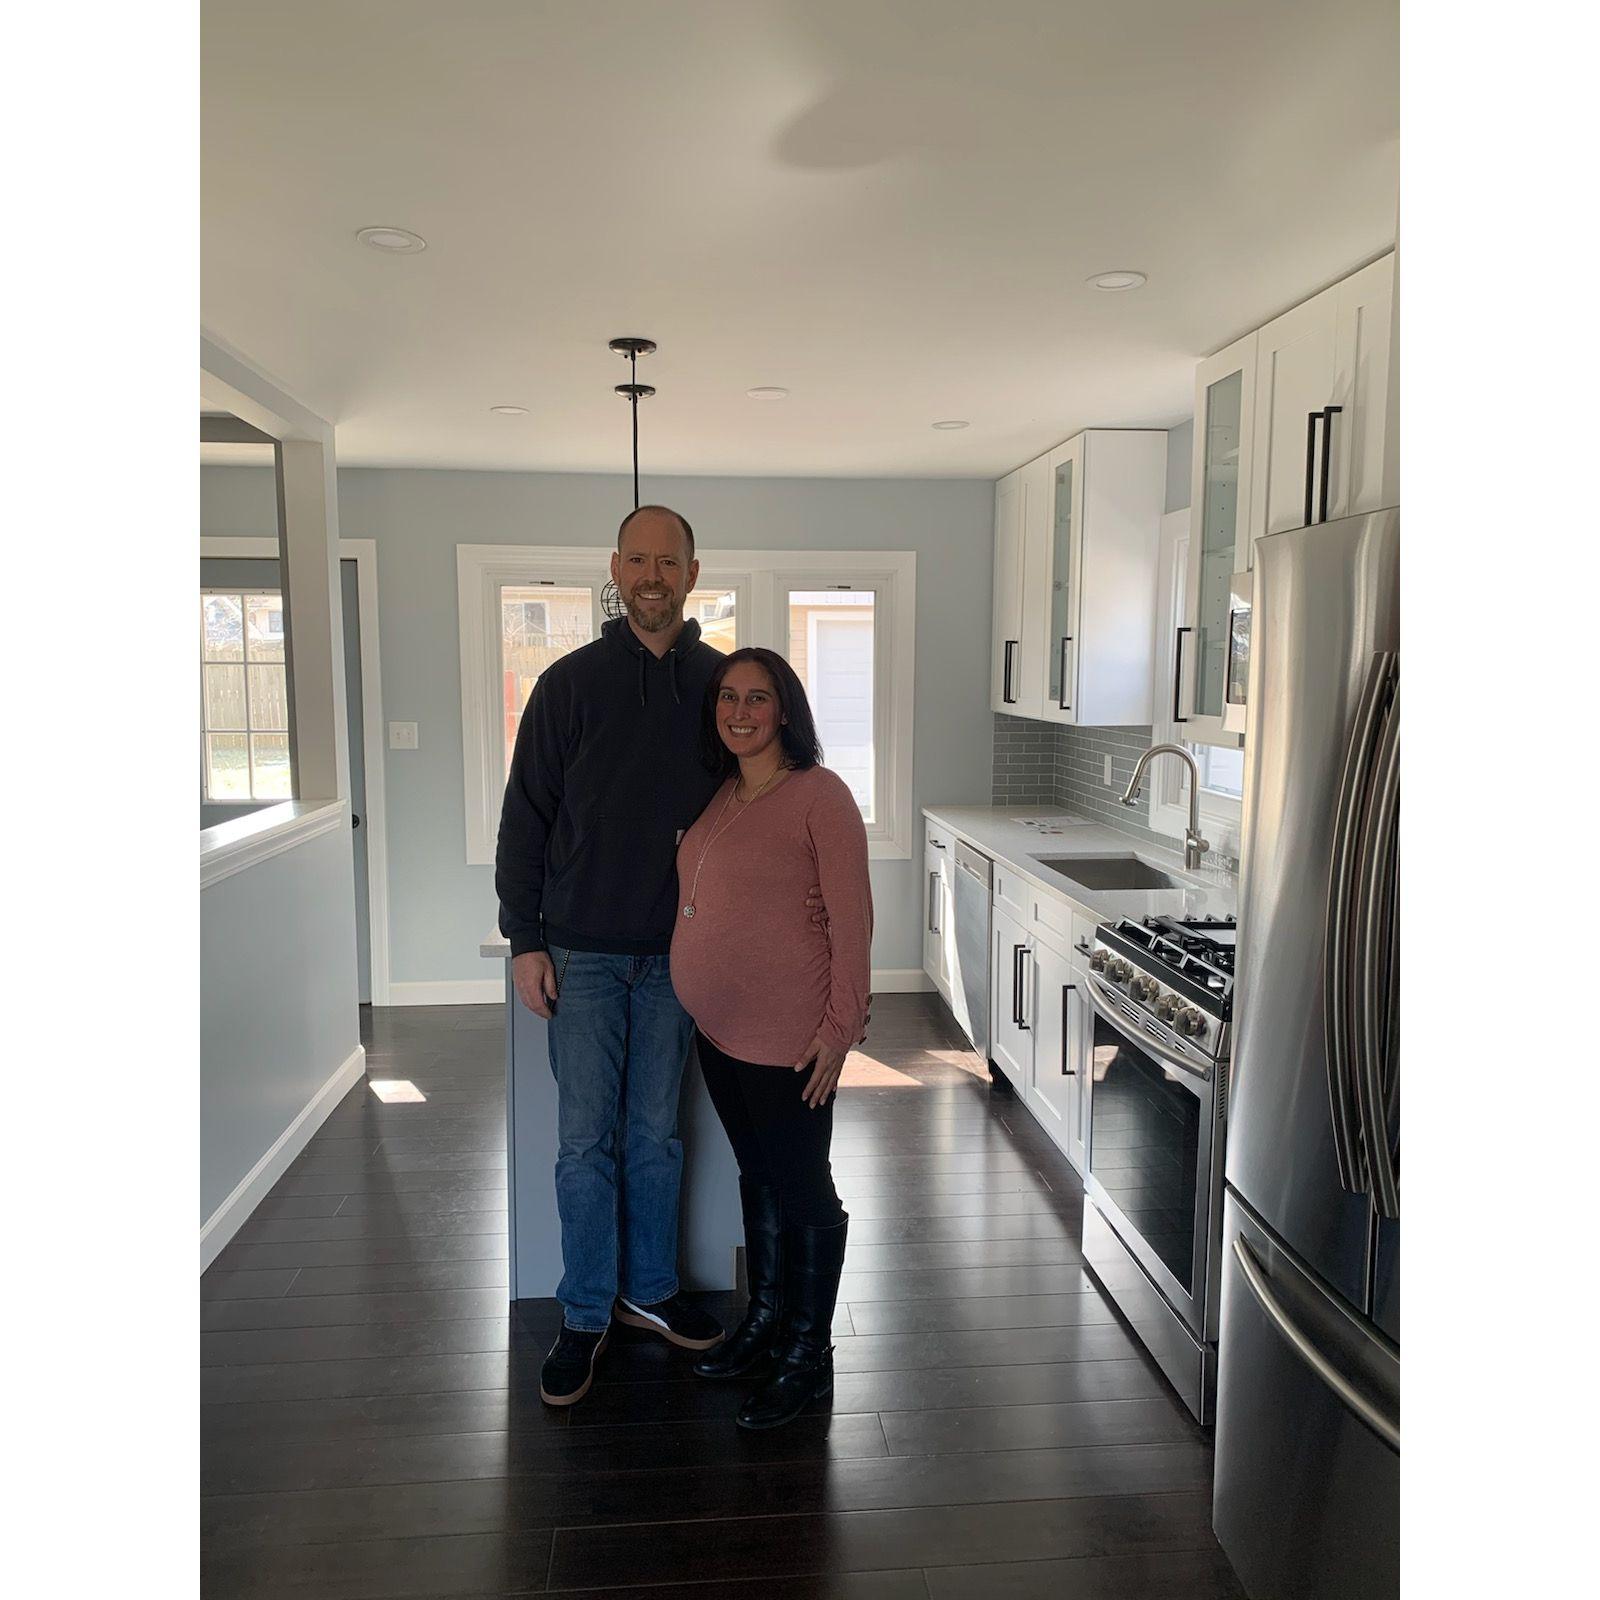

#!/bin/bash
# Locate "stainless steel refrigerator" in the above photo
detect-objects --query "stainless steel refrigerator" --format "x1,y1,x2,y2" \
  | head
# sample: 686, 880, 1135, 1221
1213, 507, 1400, 1600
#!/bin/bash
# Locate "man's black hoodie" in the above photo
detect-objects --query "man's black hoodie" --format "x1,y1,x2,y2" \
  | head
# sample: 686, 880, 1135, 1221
495, 614, 724, 958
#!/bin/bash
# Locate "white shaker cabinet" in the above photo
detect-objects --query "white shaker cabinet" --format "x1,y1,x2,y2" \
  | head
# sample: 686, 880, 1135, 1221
1027, 932, 1087, 1174
1179, 333, 1257, 748
990, 458, 1049, 718
989, 902, 1034, 1090
1037, 430, 1167, 727
922, 820, 953, 1003
1247, 252, 1396, 555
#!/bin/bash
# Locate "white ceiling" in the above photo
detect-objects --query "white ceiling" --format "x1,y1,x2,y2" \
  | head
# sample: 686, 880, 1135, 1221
201, 0, 1397, 478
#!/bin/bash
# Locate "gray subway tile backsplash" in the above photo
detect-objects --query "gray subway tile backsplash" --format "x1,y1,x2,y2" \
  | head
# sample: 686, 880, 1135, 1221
991, 714, 1239, 875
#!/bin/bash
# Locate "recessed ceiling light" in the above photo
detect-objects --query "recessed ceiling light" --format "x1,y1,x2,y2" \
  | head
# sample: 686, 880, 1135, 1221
746, 387, 790, 400
357, 226, 427, 254
932, 419, 970, 430
1088, 270, 1147, 291
489, 405, 529, 416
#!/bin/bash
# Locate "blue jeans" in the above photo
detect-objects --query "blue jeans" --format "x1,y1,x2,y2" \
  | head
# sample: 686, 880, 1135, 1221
545, 946, 694, 1332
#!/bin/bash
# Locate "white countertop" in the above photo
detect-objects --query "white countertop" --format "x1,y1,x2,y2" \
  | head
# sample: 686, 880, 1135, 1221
482, 929, 511, 959
921, 804, 1237, 927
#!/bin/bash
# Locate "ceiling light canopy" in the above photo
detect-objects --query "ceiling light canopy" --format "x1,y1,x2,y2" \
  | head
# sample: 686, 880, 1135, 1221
357, 226, 427, 254
1088, 270, 1147, 291
747, 387, 790, 400
931, 419, 969, 430
489, 405, 528, 416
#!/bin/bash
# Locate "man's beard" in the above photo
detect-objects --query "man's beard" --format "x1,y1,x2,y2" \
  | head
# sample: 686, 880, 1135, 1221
624, 587, 679, 633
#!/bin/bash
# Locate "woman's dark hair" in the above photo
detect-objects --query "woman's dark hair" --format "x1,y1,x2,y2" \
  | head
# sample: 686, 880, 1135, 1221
700, 647, 824, 778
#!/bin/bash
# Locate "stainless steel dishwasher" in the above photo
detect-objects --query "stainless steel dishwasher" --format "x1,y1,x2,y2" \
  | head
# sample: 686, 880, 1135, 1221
950, 839, 992, 1061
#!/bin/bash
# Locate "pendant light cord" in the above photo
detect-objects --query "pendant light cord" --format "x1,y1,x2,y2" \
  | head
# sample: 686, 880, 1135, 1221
630, 349, 640, 509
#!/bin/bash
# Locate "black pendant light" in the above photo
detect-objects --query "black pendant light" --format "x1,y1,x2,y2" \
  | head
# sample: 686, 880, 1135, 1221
602, 336, 656, 620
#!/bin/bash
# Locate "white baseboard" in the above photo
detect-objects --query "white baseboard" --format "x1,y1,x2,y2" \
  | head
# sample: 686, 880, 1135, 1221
871, 968, 934, 993
387, 978, 504, 1006
200, 1044, 366, 1272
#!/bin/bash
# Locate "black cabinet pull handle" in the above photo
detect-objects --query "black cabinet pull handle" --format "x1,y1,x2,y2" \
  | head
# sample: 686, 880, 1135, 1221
1003, 639, 1017, 703
1011, 943, 1025, 1026
1062, 984, 1077, 1073
1304, 411, 1320, 527
1318, 405, 1343, 525
1018, 947, 1031, 1031
1057, 636, 1073, 710
1173, 625, 1191, 723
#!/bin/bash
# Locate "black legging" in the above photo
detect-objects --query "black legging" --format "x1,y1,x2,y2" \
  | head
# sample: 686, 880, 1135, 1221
695, 1031, 846, 1227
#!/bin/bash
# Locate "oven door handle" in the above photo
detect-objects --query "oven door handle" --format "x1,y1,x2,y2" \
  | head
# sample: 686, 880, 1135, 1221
1084, 972, 1213, 1084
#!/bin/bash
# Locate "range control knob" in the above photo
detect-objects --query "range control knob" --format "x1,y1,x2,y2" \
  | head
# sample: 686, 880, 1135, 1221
1155, 993, 1181, 1022
1109, 958, 1133, 983
1089, 948, 1109, 972
1176, 1008, 1207, 1038
1129, 975, 1159, 1003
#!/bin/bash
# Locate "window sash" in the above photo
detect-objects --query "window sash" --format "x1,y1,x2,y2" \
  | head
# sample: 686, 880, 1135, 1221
200, 588, 292, 802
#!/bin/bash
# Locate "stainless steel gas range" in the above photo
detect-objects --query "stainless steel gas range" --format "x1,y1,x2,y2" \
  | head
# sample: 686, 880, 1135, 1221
1080, 914, 1235, 1423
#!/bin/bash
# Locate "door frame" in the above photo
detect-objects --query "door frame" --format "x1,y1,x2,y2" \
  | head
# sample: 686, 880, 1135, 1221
201, 535, 392, 1004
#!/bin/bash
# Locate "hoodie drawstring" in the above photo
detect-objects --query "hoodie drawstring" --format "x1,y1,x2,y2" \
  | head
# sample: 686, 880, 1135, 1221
638, 647, 646, 708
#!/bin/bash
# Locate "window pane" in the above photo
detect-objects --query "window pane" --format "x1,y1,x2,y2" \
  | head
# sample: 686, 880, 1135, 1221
206, 734, 250, 799
789, 590, 875, 821
203, 594, 244, 661
500, 585, 595, 772
204, 664, 247, 730
246, 594, 285, 662
248, 663, 289, 731
1197, 742, 1244, 800
251, 734, 293, 798
690, 589, 738, 652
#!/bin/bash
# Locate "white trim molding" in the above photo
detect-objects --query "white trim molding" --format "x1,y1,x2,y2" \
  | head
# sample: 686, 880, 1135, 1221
200, 799, 347, 890
457, 543, 918, 867
868, 968, 934, 994
200, 1044, 366, 1271
388, 979, 505, 1007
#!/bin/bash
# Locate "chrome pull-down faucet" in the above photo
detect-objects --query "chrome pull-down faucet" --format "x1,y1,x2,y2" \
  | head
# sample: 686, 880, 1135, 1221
1121, 743, 1209, 871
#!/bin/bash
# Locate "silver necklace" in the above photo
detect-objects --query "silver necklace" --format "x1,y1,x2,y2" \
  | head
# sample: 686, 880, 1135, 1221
681, 765, 784, 919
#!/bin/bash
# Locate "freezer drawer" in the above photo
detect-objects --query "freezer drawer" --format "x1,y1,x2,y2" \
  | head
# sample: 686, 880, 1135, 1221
1214, 1191, 1398, 1600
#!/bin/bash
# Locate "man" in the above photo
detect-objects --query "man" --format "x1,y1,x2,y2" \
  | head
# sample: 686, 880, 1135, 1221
496, 505, 729, 1406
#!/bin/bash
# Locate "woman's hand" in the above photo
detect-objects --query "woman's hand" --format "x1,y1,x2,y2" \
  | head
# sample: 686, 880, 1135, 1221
794, 1034, 848, 1109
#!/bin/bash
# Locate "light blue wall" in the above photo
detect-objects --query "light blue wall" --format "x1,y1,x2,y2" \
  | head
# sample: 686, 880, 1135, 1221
201, 824, 361, 1225
202, 465, 996, 985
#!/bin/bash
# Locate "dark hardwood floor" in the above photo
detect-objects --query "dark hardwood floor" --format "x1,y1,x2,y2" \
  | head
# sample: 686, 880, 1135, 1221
201, 995, 1241, 1599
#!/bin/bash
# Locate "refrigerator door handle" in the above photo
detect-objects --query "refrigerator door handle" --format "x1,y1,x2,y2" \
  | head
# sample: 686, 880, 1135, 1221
1324, 652, 1392, 1192
1233, 1236, 1400, 1452
1356, 675, 1401, 1218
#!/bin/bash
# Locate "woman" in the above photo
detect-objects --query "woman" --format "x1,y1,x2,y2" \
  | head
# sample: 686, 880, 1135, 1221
670, 647, 872, 1431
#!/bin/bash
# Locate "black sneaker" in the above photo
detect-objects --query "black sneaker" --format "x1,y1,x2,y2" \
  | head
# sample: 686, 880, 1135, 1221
539, 1325, 609, 1406
615, 1292, 725, 1351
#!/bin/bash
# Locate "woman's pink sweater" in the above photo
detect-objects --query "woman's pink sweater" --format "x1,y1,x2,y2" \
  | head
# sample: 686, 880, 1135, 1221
670, 764, 874, 1068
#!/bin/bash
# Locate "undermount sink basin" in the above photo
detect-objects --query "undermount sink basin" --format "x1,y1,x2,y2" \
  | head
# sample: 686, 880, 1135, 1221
1036, 854, 1179, 892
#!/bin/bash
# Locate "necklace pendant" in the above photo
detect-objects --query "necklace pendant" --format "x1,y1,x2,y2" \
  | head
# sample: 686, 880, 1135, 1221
682, 904, 696, 919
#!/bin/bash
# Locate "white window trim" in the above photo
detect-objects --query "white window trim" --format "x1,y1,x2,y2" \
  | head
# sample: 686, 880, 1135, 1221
456, 544, 916, 866
1149, 509, 1243, 857
201, 586, 291, 802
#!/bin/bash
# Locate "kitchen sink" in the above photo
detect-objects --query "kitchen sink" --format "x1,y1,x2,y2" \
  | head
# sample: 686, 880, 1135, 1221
1036, 854, 1180, 892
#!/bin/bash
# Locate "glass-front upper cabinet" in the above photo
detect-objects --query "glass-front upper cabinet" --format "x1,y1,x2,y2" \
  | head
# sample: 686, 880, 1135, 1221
1181, 333, 1255, 747
1040, 434, 1085, 725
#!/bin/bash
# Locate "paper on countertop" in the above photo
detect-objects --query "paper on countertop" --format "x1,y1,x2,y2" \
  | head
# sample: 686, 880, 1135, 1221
1013, 816, 1096, 834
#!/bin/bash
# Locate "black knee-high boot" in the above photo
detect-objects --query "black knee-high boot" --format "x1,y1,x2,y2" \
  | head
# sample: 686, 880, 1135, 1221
694, 1181, 783, 1379
736, 1215, 848, 1430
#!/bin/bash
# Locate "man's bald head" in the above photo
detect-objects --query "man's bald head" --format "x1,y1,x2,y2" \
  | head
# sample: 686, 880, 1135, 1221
617, 504, 695, 561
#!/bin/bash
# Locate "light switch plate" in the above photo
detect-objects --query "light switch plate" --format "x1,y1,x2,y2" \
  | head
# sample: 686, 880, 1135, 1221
389, 721, 419, 750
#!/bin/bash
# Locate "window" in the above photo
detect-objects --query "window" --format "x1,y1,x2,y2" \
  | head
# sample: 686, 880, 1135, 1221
498, 586, 594, 773
201, 590, 293, 801
1149, 514, 1242, 853
457, 545, 914, 864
